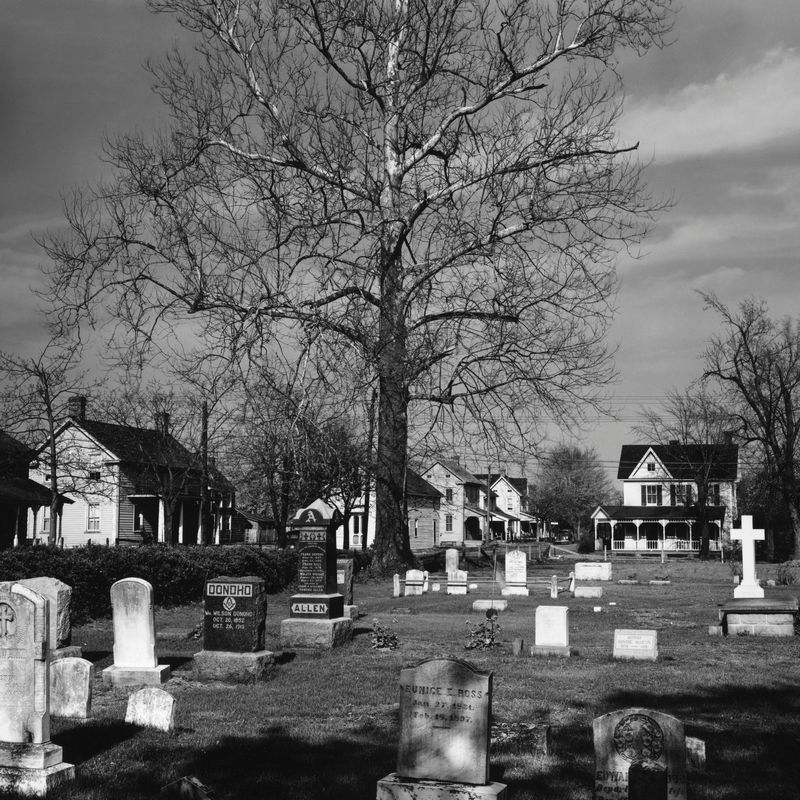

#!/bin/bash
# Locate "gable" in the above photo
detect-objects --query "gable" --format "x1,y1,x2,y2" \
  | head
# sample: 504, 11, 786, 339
618, 444, 739, 482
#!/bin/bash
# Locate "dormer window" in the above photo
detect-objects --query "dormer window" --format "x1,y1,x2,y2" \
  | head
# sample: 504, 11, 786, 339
646, 461, 655, 472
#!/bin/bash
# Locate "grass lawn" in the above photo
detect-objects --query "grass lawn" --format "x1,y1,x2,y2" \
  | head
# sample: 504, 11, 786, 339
49, 556, 800, 800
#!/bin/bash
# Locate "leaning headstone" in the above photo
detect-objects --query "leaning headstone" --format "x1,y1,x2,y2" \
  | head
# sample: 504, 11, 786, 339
50, 657, 93, 720
446, 548, 460, 574
17, 577, 80, 658
531, 606, 570, 657
161, 775, 216, 800
376, 657, 506, 800
502, 550, 529, 596
393, 573, 401, 598
194, 576, 274, 683
447, 569, 469, 595
731, 515, 765, 599
575, 562, 612, 581
102, 578, 170, 687
593, 708, 687, 800
280, 500, 353, 649
613, 629, 658, 661
0, 583, 75, 794
404, 569, 425, 596
125, 687, 176, 732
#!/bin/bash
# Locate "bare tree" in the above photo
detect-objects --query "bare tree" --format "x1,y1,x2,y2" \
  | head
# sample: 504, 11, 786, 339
701, 293, 800, 559
533, 444, 611, 544
0, 337, 97, 545
633, 386, 737, 558
42, 0, 675, 571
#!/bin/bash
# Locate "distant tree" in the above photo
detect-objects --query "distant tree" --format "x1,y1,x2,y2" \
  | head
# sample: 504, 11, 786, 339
0, 336, 96, 545
42, 0, 676, 572
633, 386, 737, 559
701, 293, 800, 560
533, 445, 611, 544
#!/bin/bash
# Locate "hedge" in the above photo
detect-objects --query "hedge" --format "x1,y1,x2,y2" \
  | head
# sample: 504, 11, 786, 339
0, 544, 298, 624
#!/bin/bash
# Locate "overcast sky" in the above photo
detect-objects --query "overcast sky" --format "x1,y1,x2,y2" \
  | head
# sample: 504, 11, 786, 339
1, 1, 799, 478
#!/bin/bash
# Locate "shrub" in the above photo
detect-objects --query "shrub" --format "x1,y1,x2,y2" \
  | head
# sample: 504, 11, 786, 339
0, 544, 297, 623
775, 561, 800, 585
577, 530, 596, 554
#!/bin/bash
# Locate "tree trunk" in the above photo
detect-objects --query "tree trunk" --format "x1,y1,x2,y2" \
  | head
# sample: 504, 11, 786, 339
372, 248, 415, 572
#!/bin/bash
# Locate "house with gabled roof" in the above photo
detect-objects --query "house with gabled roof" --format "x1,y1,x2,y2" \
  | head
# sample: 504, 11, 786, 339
327, 468, 442, 551
0, 430, 63, 549
474, 473, 538, 540
591, 442, 739, 554
28, 395, 237, 548
421, 458, 488, 546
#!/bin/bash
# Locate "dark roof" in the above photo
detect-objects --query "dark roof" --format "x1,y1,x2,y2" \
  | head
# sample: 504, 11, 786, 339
77, 420, 197, 469
435, 459, 482, 484
407, 469, 442, 499
0, 475, 55, 506
0, 430, 35, 477
617, 444, 739, 481
474, 473, 528, 495
594, 504, 727, 522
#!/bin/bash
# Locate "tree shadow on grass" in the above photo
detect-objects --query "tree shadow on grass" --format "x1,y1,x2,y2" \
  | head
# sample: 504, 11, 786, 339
51, 719, 137, 763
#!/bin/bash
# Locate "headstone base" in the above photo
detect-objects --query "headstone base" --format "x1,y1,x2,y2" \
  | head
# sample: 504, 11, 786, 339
573, 586, 603, 598
472, 599, 508, 612
530, 644, 571, 658
733, 583, 764, 599
376, 774, 506, 800
501, 587, 529, 596
0, 763, 76, 797
0, 743, 64, 770
193, 649, 275, 683
52, 645, 83, 661
280, 617, 353, 650
719, 597, 798, 636
289, 593, 344, 619
344, 604, 359, 620
101, 664, 171, 688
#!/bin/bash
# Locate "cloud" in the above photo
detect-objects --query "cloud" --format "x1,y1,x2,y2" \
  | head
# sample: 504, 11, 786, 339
622, 47, 800, 164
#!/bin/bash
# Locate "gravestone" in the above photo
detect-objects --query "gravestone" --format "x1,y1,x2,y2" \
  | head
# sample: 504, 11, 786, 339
17, 577, 80, 658
0, 583, 75, 794
531, 606, 570, 657
550, 575, 558, 599
575, 562, 612, 581
593, 708, 687, 800
574, 586, 603, 599
404, 569, 425, 596
194, 576, 273, 683
281, 500, 353, 649
393, 574, 401, 598
447, 569, 468, 595
50, 657, 93, 720
102, 578, 170, 687
125, 687, 176, 732
502, 550, 529, 596
422, 571, 430, 593
613, 629, 658, 661
731, 516, 765, 599
376, 657, 506, 800
337, 558, 354, 605
446, 548, 460, 574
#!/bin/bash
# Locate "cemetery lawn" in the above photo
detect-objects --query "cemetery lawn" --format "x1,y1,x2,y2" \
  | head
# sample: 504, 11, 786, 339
53, 557, 800, 800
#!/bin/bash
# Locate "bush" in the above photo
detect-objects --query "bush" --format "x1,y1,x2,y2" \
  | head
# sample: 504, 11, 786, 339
0, 544, 297, 624
577, 530, 596, 554
775, 561, 800, 585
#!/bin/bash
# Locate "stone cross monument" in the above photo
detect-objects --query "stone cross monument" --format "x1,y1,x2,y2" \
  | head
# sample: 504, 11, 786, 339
731, 515, 765, 599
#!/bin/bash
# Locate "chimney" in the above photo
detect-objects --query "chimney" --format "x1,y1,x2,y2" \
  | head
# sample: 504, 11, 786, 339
668, 439, 679, 446
67, 395, 87, 422
156, 412, 170, 435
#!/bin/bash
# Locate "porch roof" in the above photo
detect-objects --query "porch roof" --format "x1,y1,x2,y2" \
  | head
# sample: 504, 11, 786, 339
593, 504, 727, 522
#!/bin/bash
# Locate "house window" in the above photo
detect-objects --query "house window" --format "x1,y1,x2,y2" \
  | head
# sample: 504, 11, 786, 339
671, 485, 693, 506
414, 520, 419, 538
641, 485, 662, 505
445, 488, 453, 502
41, 509, 50, 533
88, 470, 101, 481
445, 514, 453, 532
433, 519, 438, 543
87, 503, 100, 532
353, 515, 360, 535
710, 484, 721, 505
647, 462, 655, 472
506, 492, 513, 511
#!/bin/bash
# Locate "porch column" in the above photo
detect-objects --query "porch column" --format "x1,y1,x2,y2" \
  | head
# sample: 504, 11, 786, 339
660, 519, 667, 549
634, 519, 642, 550
177, 500, 184, 545
688, 520, 694, 549
214, 499, 221, 546
157, 498, 166, 543
30, 508, 38, 547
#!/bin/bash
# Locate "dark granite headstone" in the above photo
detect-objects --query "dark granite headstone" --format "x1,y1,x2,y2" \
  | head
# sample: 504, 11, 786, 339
593, 708, 686, 800
203, 576, 266, 652
396, 657, 492, 785
289, 501, 344, 620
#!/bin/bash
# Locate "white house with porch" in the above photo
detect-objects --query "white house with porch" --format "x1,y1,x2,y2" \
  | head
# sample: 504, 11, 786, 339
591, 443, 739, 554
